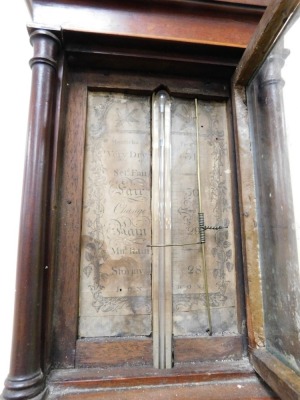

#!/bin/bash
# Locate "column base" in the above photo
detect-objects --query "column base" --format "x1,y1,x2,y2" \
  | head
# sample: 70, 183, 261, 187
2, 371, 46, 400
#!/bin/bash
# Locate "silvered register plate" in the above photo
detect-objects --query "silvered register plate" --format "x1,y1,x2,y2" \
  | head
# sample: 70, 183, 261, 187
171, 99, 237, 336
78, 91, 237, 338
79, 92, 152, 337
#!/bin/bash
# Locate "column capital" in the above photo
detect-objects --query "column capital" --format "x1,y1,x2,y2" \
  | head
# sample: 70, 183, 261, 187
29, 29, 61, 70
259, 41, 290, 88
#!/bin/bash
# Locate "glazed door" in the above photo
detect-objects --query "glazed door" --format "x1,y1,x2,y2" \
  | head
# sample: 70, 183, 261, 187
232, 0, 300, 398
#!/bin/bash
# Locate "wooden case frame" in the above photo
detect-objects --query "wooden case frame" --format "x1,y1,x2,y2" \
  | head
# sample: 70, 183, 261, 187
4, 0, 300, 399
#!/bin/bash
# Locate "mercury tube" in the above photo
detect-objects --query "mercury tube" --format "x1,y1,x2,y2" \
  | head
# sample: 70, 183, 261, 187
152, 90, 172, 368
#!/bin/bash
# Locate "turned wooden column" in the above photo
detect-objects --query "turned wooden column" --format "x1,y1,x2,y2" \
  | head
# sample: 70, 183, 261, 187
3, 30, 60, 400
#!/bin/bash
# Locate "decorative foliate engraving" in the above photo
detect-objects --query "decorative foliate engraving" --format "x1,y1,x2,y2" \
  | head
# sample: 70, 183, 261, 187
79, 92, 152, 338
171, 99, 237, 336
78, 92, 237, 339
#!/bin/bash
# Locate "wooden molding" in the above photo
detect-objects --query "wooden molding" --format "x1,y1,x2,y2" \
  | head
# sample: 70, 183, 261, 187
233, 0, 300, 85
230, 86, 265, 348
27, 0, 265, 49
251, 349, 300, 400
47, 361, 277, 399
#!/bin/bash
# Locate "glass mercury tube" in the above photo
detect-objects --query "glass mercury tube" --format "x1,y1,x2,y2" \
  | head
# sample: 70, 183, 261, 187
152, 90, 172, 368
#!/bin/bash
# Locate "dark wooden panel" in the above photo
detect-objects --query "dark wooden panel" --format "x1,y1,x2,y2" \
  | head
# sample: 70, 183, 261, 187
78, 69, 231, 99
63, 31, 244, 79
76, 338, 153, 367
174, 336, 244, 363
52, 80, 87, 367
43, 55, 70, 373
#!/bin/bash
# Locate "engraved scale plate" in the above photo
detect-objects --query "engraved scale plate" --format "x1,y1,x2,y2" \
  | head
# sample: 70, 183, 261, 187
78, 91, 237, 340
171, 99, 237, 336
79, 92, 152, 337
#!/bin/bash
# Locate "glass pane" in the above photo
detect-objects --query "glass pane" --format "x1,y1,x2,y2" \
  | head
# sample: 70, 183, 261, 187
247, 8, 300, 373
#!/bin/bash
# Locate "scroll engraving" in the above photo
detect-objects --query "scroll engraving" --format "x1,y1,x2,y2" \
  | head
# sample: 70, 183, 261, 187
78, 92, 237, 339
79, 92, 152, 337
171, 99, 237, 336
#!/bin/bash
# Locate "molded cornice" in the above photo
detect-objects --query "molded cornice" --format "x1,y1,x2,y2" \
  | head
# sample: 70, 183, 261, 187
25, 0, 268, 48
